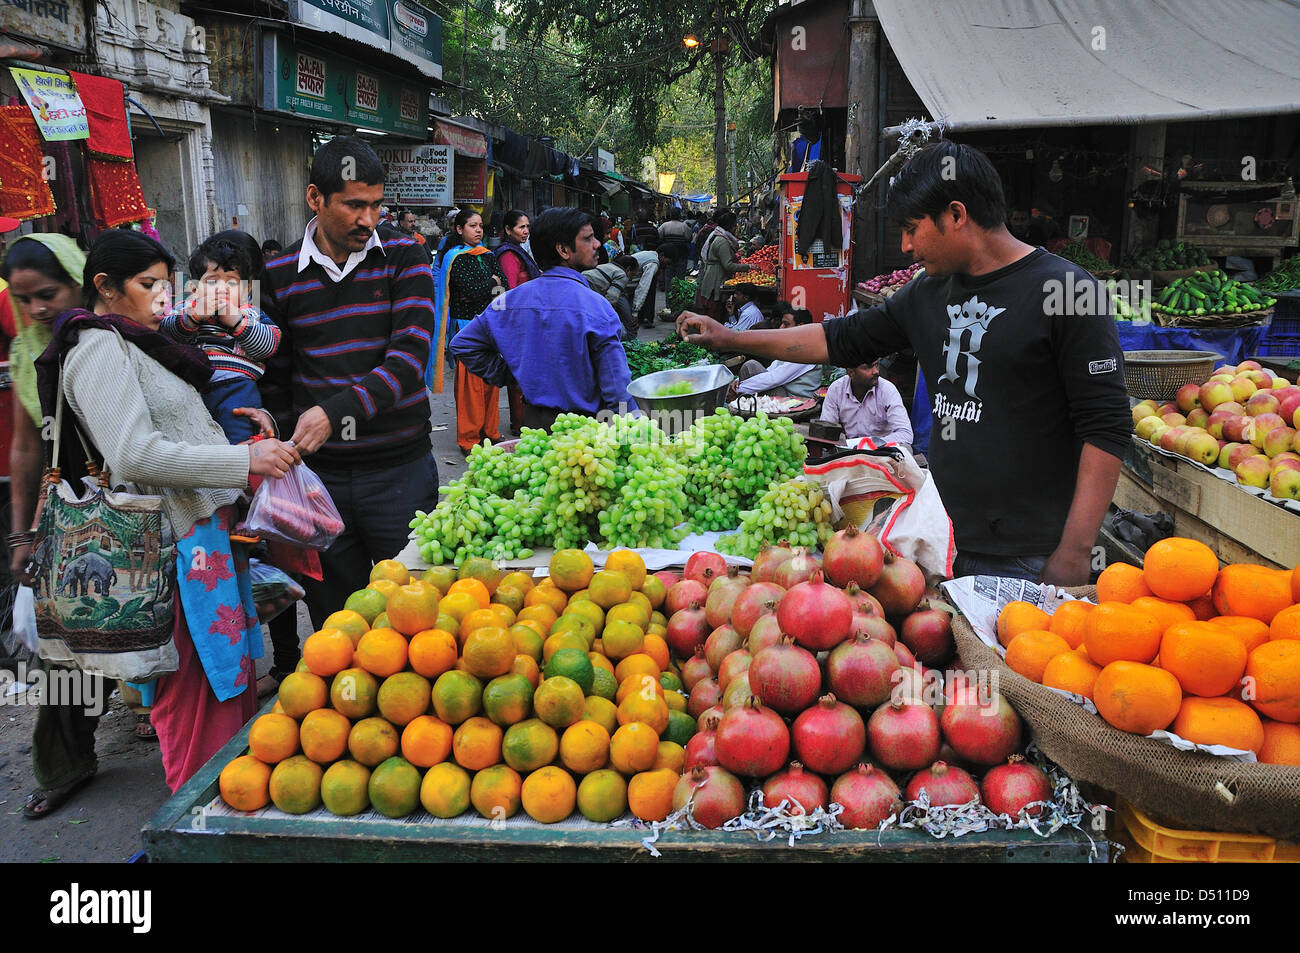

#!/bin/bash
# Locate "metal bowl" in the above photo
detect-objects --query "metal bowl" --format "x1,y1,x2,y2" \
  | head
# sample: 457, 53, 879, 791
627, 364, 735, 435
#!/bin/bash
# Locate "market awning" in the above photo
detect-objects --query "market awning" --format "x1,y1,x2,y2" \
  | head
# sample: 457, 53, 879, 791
433, 120, 487, 157
874, 0, 1300, 132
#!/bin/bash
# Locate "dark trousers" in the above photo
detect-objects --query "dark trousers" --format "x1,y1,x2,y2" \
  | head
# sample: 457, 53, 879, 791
32, 662, 106, 789
201, 375, 262, 444
302, 452, 440, 629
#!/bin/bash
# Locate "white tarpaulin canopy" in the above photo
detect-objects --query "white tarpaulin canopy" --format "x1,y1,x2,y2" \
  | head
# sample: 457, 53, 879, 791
873, 0, 1300, 131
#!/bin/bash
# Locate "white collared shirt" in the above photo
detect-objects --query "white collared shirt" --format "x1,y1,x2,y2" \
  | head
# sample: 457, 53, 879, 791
298, 215, 384, 282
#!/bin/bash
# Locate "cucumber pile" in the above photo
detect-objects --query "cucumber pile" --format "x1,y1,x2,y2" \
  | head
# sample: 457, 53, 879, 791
1122, 240, 1213, 270
1151, 271, 1276, 318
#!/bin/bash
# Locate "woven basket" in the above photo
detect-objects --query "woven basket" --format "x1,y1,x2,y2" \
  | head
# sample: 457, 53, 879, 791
1122, 350, 1223, 402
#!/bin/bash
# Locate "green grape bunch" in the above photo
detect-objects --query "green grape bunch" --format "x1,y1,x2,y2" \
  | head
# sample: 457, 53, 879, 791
717, 478, 835, 559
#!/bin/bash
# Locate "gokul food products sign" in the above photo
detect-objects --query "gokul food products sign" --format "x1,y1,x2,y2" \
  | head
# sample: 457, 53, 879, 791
289, 0, 443, 79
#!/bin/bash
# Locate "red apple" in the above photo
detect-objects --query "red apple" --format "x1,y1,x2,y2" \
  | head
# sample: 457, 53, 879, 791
1161, 412, 1187, 428
1157, 402, 1180, 417
1182, 431, 1221, 466
1230, 376, 1258, 402
1237, 360, 1262, 372
1251, 413, 1287, 449
1245, 391, 1280, 417
1277, 393, 1300, 424
1134, 415, 1165, 441
1272, 451, 1300, 466
1214, 364, 1239, 376
1218, 442, 1243, 469
1206, 410, 1235, 439
1246, 370, 1273, 389
1131, 400, 1160, 426
1148, 424, 1170, 447
1159, 426, 1187, 452
1186, 408, 1210, 429
1176, 382, 1202, 413
1235, 455, 1272, 488
1199, 380, 1235, 411
1216, 401, 1245, 416
1269, 466, 1300, 500
1227, 443, 1262, 470
1174, 429, 1199, 456
1263, 426, 1297, 458
1222, 415, 1256, 444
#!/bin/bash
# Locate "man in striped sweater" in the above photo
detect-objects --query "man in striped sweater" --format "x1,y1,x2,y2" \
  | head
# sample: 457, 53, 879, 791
260, 136, 439, 627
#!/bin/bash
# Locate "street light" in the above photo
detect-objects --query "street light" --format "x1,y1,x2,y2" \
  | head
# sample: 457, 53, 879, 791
683, 35, 700, 47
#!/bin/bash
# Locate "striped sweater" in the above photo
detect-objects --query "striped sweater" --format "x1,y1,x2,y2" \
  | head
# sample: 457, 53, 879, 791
160, 305, 280, 379
260, 236, 436, 469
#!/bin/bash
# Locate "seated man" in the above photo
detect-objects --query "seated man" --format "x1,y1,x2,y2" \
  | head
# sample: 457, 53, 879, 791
819, 355, 914, 451
728, 308, 822, 401
726, 287, 765, 332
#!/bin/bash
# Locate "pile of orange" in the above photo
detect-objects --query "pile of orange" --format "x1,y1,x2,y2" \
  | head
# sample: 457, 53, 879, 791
219, 550, 698, 825
996, 538, 1300, 764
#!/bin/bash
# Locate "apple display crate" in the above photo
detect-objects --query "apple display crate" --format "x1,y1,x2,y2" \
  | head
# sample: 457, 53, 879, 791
1122, 350, 1223, 402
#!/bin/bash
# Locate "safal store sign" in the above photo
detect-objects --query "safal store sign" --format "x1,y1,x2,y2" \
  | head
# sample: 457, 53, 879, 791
264, 35, 428, 137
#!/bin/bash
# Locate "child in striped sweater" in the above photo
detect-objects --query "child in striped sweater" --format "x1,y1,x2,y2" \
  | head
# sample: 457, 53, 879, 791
162, 232, 281, 443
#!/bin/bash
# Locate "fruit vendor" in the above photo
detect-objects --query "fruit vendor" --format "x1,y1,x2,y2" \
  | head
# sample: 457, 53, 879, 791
259, 137, 440, 629
819, 355, 914, 452
726, 286, 765, 332
450, 207, 637, 431
727, 309, 822, 401
682, 142, 1131, 586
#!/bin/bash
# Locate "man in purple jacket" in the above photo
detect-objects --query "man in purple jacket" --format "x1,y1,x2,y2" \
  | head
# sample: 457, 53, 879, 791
450, 207, 637, 432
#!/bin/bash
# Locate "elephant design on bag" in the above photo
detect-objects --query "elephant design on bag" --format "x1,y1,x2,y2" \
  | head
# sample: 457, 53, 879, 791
59, 551, 118, 597
29, 536, 55, 598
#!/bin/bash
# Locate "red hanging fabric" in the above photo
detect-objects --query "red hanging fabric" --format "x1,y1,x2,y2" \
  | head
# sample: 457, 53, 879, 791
0, 106, 56, 221
69, 71, 133, 161
87, 156, 150, 227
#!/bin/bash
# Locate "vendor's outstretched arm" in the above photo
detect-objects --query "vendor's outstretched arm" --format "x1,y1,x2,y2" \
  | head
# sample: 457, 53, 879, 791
1041, 444, 1122, 587
678, 312, 829, 363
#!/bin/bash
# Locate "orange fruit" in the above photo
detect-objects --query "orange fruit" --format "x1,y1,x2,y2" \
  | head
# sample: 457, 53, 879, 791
386, 582, 443, 636
512, 653, 542, 687
544, 647, 596, 693
447, 577, 491, 609
1095, 562, 1154, 604
501, 718, 560, 772
601, 619, 645, 661
501, 570, 535, 593
614, 653, 660, 683
565, 599, 606, 636
492, 585, 526, 615
617, 690, 671, 734
421, 565, 458, 593
641, 634, 671, 672
524, 584, 568, 615
582, 696, 619, 736
588, 651, 614, 675
298, 708, 352, 764
605, 550, 647, 589
1186, 592, 1217, 621
1209, 616, 1271, 653
996, 601, 1052, 648
268, 754, 323, 814
320, 759, 371, 816
1129, 596, 1196, 635
617, 673, 665, 705
549, 549, 595, 592
653, 740, 686, 773
577, 768, 628, 822
401, 715, 454, 767
322, 610, 369, 647
486, 603, 516, 629
1004, 630, 1072, 683
420, 762, 471, 817
1244, 640, 1300, 722
640, 575, 667, 610
627, 767, 678, 822
368, 756, 421, 818
543, 630, 590, 663
521, 765, 577, 823
367, 578, 400, 599
1082, 602, 1164, 666
431, 669, 483, 724
369, 559, 411, 585
1159, 622, 1247, 697
302, 628, 354, 678
277, 671, 328, 719
470, 763, 523, 820
219, 755, 272, 811
248, 712, 300, 764
1258, 720, 1300, 764
1172, 696, 1265, 753
1094, 661, 1182, 734
354, 627, 409, 678
462, 626, 516, 679
559, 720, 611, 774
1269, 604, 1300, 642
458, 556, 503, 596
1143, 537, 1219, 602
517, 604, 559, 630
1041, 652, 1102, 700
344, 587, 388, 623
533, 675, 585, 728
452, 716, 503, 770
1212, 564, 1293, 623
408, 628, 459, 679
609, 721, 659, 774
438, 591, 480, 623
348, 717, 400, 767
1047, 600, 1094, 649
588, 570, 633, 609
482, 672, 535, 726
329, 667, 379, 719
510, 622, 546, 660
377, 671, 432, 726
460, 607, 507, 645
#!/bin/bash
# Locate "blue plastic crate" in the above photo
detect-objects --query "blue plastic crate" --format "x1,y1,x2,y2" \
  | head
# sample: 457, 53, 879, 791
1259, 334, 1300, 358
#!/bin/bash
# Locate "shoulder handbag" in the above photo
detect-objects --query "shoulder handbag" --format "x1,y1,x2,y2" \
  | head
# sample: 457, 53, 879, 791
26, 355, 179, 681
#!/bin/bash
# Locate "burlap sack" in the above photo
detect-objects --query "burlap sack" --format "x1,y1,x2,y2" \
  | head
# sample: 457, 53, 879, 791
953, 586, 1300, 841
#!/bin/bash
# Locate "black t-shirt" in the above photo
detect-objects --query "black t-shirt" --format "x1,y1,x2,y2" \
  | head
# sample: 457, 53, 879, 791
825, 248, 1131, 556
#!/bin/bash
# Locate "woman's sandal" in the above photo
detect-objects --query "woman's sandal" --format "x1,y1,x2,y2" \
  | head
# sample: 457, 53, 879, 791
134, 713, 157, 742
22, 769, 97, 820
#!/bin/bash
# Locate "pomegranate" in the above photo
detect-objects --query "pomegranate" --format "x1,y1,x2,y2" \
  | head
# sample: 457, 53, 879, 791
665, 604, 710, 658
843, 582, 886, 619
867, 699, 941, 771
683, 715, 721, 772
715, 697, 790, 777
777, 570, 853, 651
822, 524, 886, 589
696, 705, 724, 731
775, 549, 822, 589
891, 665, 927, 705
792, 694, 867, 775
705, 566, 750, 629
721, 670, 758, 709
849, 610, 897, 647
869, 552, 927, 616
900, 603, 955, 666
893, 641, 917, 670
730, 582, 785, 637
717, 649, 753, 692
653, 570, 680, 591
680, 645, 712, 692
905, 761, 981, 807
982, 755, 1053, 818
684, 551, 727, 588
762, 762, 829, 815
673, 765, 746, 829
831, 763, 902, 829
704, 624, 744, 672
747, 635, 821, 714
687, 676, 721, 719
751, 542, 794, 584
746, 615, 785, 655
827, 634, 900, 709
940, 690, 1023, 766
665, 579, 708, 615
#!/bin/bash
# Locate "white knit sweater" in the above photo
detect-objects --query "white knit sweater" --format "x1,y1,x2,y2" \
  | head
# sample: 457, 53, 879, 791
61, 328, 251, 538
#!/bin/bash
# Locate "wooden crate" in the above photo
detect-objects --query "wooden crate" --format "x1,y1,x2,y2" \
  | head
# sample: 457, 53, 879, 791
141, 703, 1106, 863
1114, 436, 1300, 570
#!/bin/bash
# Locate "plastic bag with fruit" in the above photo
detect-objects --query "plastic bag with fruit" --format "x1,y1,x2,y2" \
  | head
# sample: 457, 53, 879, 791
238, 462, 345, 550
248, 558, 306, 623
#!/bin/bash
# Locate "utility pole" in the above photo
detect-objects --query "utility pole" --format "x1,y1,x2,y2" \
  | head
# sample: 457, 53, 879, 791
844, 0, 879, 281
713, 0, 727, 207
728, 121, 737, 205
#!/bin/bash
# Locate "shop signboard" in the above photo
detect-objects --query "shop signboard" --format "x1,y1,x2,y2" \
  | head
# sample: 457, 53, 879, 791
9, 66, 89, 141
378, 143, 454, 206
263, 34, 428, 137
1, 0, 87, 52
289, 0, 443, 80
